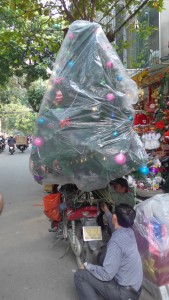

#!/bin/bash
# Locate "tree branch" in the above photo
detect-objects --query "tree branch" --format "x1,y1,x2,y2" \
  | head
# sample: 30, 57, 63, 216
115, 0, 150, 35
90, 0, 95, 22
98, 0, 122, 23
72, 0, 84, 19
106, 0, 150, 42
82, 0, 87, 19
60, 0, 75, 22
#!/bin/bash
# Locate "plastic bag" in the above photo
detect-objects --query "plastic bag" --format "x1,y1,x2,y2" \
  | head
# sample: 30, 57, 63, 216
134, 193, 169, 254
30, 20, 148, 191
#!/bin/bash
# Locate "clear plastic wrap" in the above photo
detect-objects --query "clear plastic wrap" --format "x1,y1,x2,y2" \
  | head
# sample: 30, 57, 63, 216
30, 20, 148, 191
134, 193, 169, 287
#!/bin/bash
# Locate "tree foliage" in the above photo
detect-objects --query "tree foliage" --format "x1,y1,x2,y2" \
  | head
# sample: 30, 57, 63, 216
0, 77, 36, 134
0, 0, 164, 109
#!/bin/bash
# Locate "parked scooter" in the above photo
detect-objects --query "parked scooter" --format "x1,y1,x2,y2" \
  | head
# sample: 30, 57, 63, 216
0, 136, 5, 152
0, 141, 4, 153
43, 185, 102, 267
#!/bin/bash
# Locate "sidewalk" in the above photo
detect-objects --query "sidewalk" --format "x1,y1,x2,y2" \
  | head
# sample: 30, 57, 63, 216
139, 287, 156, 300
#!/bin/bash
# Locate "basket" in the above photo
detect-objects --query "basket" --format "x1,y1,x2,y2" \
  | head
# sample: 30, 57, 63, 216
43, 193, 61, 221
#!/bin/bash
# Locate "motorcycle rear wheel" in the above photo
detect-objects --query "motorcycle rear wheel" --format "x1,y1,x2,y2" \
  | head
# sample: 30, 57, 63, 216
74, 222, 94, 268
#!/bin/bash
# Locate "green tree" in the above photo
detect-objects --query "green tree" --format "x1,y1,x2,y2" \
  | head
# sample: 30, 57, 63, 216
0, 0, 164, 111
0, 77, 36, 134
27, 79, 47, 112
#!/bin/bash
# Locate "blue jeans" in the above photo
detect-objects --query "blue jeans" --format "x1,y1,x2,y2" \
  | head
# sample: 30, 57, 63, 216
74, 269, 141, 300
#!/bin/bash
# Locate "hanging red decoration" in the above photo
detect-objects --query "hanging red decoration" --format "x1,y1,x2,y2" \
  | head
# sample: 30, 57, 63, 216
156, 120, 165, 130
164, 131, 169, 144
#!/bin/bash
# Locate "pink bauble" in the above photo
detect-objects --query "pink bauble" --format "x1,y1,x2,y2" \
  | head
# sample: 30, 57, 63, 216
106, 61, 113, 69
106, 93, 115, 101
68, 32, 75, 40
56, 90, 63, 101
54, 78, 61, 85
33, 137, 44, 147
114, 153, 126, 165
167, 101, 169, 106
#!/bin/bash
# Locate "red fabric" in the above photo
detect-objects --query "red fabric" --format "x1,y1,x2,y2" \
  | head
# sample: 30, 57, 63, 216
43, 193, 61, 221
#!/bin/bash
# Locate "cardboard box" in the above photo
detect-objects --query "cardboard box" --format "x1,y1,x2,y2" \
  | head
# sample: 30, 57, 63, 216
16, 136, 27, 145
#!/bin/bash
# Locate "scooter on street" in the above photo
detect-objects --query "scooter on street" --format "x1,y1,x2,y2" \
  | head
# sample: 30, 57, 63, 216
9, 145, 15, 155
43, 185, 103, 267
16, 144, 29, 153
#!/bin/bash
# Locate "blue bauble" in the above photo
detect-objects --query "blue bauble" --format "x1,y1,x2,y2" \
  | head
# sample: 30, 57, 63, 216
37, 117, 45, 125
138, 166, 149, 176
128, 115, 133, 121
68, 61, 74, 67
117, 75, 123, 81
111, 113, 116, 119
112, 131, 118, 138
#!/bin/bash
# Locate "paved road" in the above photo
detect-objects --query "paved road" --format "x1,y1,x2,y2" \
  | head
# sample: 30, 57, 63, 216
0, 147, 78, 300
0, 146, 155, 300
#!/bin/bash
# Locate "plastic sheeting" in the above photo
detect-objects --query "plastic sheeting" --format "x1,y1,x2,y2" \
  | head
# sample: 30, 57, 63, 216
134, 194, 169, 254
30, 20, 148, 191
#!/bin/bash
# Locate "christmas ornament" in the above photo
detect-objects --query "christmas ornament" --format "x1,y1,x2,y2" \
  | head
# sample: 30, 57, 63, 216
167, 101, 169, 106
68, 61, 74, 67
114, 153, 126, 165
68, 32, 75, 40
112, 131, 118, 138
37, 117, 45, 125
138, 166, 149, 176
128, 115, 133, 121
53, 24, 61, 30
100, 80, 106, 86
164, 131, 169, 144
34, 175, 43, 182
56, 90, 63, 101
156, 120, 165, 130
149, 166, 158, 175
106, 93, 115, 101
60, 118, 71, 128
54, 78, 61, 85
117, 75, 123, 81
33, 137, 44, 147
106, 61, 113, 69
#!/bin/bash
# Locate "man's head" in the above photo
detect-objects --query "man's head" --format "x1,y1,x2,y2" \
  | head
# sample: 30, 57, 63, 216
112, 204, 136, 229
110, 177, 128, 194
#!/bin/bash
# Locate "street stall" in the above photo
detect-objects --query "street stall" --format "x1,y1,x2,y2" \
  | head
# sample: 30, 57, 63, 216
130, 65, 169, 196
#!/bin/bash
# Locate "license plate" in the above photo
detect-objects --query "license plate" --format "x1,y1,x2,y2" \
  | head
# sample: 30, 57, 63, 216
83, 226, 102, 241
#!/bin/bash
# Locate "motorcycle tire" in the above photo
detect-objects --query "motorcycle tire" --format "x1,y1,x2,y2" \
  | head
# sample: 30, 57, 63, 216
74, 222, 94, 268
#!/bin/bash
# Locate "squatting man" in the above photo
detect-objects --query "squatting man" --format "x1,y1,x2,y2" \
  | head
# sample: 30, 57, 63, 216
74, 204, 142, 300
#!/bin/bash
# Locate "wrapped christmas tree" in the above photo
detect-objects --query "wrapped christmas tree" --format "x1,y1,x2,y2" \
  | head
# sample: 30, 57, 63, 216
30, 20, 148, 191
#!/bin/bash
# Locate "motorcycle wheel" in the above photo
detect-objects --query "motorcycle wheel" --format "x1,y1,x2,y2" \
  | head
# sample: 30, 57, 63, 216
74, 222, 94, 268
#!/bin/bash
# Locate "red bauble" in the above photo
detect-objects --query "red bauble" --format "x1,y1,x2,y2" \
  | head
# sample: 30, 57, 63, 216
156, 120, 165, 130
164, 131, 169, 144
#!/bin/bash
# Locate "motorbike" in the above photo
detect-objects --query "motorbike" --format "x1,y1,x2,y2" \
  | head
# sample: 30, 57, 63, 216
9, 145, 15, 155
0, 141, 4, 153
16, 144, 28, 153
43, 185, 103, 267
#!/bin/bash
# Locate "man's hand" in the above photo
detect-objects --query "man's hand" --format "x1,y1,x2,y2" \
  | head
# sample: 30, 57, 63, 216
79, 264, 85, 269
100, 202, 109, 213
